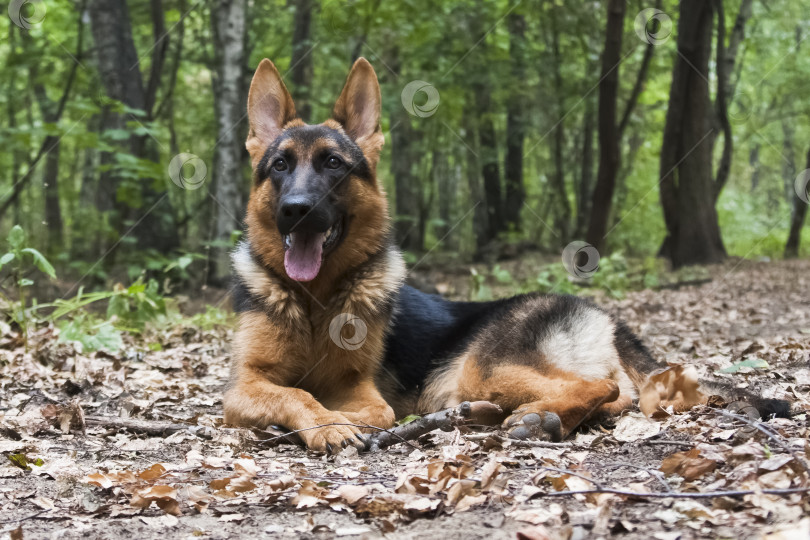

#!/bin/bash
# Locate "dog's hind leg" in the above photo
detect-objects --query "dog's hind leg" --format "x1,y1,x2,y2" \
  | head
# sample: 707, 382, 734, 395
453, 359, 623, 441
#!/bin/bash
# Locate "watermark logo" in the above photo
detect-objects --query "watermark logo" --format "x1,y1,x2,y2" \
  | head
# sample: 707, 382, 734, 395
320, 0, 358, 38
634, 8, 672, 46
329, 313, 367, 351
168, 153, 207, 190
728, 91, 753, 124
401, 80, 440, 118
562, 241, 600, 279
8, 0, 46, 29
795, 169, 810, 204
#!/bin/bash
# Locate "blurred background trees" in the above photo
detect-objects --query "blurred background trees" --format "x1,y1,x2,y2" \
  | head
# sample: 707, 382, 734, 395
1, 0, 808, 292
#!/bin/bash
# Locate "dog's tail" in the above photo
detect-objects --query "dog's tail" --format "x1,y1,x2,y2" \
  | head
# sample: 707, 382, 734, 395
614, 320, 791, 419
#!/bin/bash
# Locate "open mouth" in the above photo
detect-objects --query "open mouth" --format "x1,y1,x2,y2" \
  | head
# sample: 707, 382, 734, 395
282, 219, 343, 282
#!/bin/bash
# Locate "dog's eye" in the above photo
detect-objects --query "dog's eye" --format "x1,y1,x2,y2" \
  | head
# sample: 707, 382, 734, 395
272, 158, 288, 172
325, 156, 342, 169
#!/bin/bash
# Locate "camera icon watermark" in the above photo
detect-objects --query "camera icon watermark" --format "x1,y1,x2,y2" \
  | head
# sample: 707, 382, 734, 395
168, 153, 207, 190
562, 241, 600, 279
8, 0, 46, 29
795, 169, 810, 204
329, 313, 367, 351
401, 80, 440, 118
634, 8, 672, 46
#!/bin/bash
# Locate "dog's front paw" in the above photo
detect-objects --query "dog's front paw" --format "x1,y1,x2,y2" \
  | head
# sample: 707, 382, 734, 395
503, 410, 563, 442
340, 404, 396, 432
299, 412, 366, 454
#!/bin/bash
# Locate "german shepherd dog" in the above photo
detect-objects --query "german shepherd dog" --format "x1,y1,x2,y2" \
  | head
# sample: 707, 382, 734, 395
224, 59, 788, 453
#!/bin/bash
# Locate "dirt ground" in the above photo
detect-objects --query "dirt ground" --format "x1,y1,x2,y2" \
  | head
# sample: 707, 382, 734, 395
1, 259, 808, 540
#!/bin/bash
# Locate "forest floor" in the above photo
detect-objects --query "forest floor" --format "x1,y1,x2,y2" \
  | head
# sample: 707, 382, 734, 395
1, 259, 809, 540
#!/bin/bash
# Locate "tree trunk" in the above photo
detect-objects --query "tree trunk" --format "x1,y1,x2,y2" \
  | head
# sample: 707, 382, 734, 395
88, 0, 178, 257
782, 121, 796, 203
290, 0, 314, 122
31, 74, 65, 250
749, 144, 761, 191
475, 86, 503, 241
549, 11, 571, 243
576, 94, 596, 238
658, 0, 726, 267
210, 0, 249, 280
504, 12, 527, 231
463, 107, 489, 255
585, 0, 624, 254
784, 146, 810, 258
711, 0, 732, 201
386, 47, 422, 253
391, 113, 422, 252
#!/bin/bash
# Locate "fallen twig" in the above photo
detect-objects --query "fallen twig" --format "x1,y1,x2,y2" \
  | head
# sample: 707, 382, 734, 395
713, 409, 810, 479
366, 401, 504, 451
83, 416, 242, 439
643, 440, 695, 448
531, 486, 810, 500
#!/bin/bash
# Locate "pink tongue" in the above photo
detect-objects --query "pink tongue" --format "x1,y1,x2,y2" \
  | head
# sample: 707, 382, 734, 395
284, 231, 326, 281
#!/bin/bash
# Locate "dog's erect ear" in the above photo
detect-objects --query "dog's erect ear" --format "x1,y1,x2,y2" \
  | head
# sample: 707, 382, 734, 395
332, 58, 384, 166
246, 59, 297, 168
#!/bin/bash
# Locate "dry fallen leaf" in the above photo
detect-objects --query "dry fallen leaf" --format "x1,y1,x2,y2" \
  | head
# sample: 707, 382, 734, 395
639, 364, 707, 417
130, 484, 181, 516
660, 448, 717, 481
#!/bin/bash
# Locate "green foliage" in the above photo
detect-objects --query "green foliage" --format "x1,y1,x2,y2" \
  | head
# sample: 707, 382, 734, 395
0, 226, 56, 342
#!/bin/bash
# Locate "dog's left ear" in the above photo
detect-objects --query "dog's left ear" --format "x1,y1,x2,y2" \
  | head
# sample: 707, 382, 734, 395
332, 58, 384, 168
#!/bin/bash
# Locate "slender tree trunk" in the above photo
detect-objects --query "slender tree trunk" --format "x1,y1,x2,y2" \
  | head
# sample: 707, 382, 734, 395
386, 47, 422, 252
585, 0, 624, 253
658, 0, 726, 267
782, 121, 797, 203
711, 0, 733, 201
576, 94, 596, 238
31, 74, 65, 250
475, 85, 503, 241
504, 11, 527, 231
586, 0, 658, 251
290, 0, 314, 122
749, 144, 761, 191
463, 107, 489, 256
210, 0, 249, 280
548, 12, 571, 243
391, 114, 422, 251
784, 146, 809, 258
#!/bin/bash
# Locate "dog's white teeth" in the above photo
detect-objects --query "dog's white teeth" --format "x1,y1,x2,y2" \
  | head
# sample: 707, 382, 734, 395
325, 227, 333, 238
283, 235, 291, 248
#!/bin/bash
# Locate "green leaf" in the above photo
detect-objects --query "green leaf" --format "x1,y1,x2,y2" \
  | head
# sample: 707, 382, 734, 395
719, 358, 770, 374
396, 414, 421, 426
0, 252, 14, 270
8, 453, 34, 471
58, 319, 123, 353
7, 225, 24, 249
21, 248, 56, 278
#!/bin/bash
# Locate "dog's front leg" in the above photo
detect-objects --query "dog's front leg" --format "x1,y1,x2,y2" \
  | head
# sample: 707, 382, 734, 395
325, 378, 396, 432
224, 367, 365, 453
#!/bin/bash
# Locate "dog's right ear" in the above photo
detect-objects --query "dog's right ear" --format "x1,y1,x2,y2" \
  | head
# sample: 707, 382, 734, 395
246, 59, 297, 168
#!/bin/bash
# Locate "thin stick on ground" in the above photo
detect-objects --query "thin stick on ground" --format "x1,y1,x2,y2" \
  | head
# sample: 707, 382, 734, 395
532, 486, 810, 500
366, 401, 504, 451
713, 409, 810, 479
83, 416, 244, 439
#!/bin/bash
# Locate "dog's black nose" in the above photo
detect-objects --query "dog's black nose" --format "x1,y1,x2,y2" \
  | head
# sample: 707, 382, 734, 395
281, 196, 311, 219
277, 195, 331, 235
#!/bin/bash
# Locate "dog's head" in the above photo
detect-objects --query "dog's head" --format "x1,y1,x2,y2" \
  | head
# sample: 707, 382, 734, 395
244, 58, 389, 284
